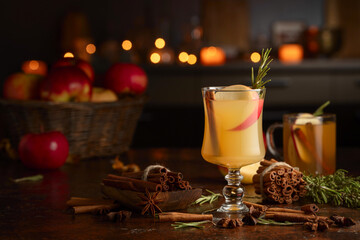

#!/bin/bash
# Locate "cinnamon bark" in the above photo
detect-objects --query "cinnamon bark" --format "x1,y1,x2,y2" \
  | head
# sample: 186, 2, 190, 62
301, 204, 319, 214
265, 212, 329, 222
66, 197, 115, 207
103, 175, 163, 192
158, 212, 213, 222
72, 204, 119, 214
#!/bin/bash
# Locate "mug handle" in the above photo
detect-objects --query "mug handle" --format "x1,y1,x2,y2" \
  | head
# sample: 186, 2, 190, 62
266, 123, 284, 161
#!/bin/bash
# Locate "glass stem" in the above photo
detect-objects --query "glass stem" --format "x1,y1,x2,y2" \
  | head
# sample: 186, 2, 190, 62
220, 168, 248, 213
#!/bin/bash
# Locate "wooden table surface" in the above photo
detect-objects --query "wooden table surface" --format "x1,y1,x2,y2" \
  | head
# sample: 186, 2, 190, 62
0, 148, 359, 240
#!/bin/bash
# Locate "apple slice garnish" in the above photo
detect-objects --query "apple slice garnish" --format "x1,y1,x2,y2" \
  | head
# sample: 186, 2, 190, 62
229, 99, 264, 131
213, 84, 263, 131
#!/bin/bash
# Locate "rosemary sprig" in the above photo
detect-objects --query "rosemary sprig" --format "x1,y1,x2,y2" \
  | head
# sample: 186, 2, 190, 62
13, 174, 44, 183
171, 220, 212, 229
313, 100, 330, 116
251, 48, 273, 89
257, 217, 302, 226
303, 169, 360, 208
191, 189, 222, 205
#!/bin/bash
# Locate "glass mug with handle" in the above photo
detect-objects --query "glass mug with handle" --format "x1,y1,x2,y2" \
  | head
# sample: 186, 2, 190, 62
266, 113, 336, 175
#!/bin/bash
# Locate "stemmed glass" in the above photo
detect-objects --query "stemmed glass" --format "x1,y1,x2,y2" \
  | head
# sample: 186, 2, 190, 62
201, 86, 266, 214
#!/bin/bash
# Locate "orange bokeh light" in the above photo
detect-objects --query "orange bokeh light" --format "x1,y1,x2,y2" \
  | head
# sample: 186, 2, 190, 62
250, 52, 261, 63
86, 43, 96, 54
21, 60, 47, 76
122, 40, 132, 51
278, 44, 304, 64
64, 52, 74, 58
200, 46, 226, 66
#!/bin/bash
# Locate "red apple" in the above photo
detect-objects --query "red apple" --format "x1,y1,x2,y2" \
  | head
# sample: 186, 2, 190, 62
104, 63, 147, 95
18, 131, 69, 169
40, 66, 92, 102
3, 73, 43, 100
53, 58, 95, 83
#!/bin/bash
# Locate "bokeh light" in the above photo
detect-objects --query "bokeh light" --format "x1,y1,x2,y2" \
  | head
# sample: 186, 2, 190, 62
178, 52, 189, 63
150, 53, 161, 64
64, 52, 74, 58
122, 40, 132, 51
86, 43, 96, 54
187, 54, 197, 65
155, 38, 166, 49
250, 52, 261, 63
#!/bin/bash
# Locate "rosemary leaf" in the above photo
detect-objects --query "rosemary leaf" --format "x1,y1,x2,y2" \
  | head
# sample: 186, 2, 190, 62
13, 174, 44, 183
172, 220, 211, 229
191, 189, 222, 205
313, 101, 330, 116
257, 217, 302, 226
303, 169, 360, 208
251, 48, 272, 89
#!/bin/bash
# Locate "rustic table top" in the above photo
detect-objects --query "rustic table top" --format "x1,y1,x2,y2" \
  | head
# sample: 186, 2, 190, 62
0, 148, 359, 240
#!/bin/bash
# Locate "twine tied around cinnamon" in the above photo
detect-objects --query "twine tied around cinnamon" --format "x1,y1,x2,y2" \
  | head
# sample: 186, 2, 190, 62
142, 165, 170, 181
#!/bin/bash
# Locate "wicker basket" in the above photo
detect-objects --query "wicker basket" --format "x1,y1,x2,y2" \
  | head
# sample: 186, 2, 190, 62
0, 96, 145, 159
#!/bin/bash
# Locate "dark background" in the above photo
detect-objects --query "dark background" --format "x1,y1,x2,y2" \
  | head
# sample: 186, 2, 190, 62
1, 0, 359, 150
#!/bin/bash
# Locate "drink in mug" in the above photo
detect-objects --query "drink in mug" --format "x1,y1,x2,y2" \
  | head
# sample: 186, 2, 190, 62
267, 113, 336, 175
284, 114, 336, 175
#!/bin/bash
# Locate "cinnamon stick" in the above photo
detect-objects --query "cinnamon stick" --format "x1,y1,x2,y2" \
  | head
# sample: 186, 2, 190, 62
301, 204, 319, 214
72, 204, 119, 214
66, 197, 115, 207
158, 212, 213, 222
265, 212, 329, 222
243, 201, 268, 212
103, 175, 163, 192
266, 207, 304, 214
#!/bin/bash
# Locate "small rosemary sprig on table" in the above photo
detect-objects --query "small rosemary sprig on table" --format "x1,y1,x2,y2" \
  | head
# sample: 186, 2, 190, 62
191, 189, 222, 205
251, 48, 273, 89
13, 174, 44, 183
257, 217, 302, 226
171, 220, 212, 229
303, 169, 360, 208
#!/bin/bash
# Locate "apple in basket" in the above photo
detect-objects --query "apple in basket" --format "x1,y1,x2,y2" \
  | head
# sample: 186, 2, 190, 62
2, 73, 43, 100
53, 57, 95, 83
40, 66, 92, 102
18, 131, 69, 169
104, 63, 148, 95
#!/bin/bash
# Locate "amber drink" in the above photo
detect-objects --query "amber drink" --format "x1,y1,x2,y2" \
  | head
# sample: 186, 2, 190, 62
201, 85, 266, 213
283, 114, 336, 175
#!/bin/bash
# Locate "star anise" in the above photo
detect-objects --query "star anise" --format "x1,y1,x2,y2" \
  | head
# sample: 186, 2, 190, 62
216, 218, 243, 228
107, 210, 132, 222
138, 189, 163, 216
242, 206, 261, 225
330, 215, 356, 227
304, 216, 333, 232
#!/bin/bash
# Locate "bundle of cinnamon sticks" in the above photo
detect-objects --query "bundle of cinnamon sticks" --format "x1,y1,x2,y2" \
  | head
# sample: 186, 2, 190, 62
102, 167, 192, 192
253, 159, 307, 204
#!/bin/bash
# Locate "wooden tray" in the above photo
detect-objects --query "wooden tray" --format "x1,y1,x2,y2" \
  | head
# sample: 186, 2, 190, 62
101, 184, 202, 212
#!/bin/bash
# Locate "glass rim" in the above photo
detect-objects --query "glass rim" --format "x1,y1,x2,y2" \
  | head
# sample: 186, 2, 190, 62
202, 86, 265, 93
284, 113, 336, 119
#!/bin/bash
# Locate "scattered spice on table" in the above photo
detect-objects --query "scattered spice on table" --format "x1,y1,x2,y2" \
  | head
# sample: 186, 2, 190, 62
216, 218, 243, 228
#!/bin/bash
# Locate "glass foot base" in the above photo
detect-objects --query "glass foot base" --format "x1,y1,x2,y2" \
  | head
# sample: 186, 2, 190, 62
218, 203, 249, 214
